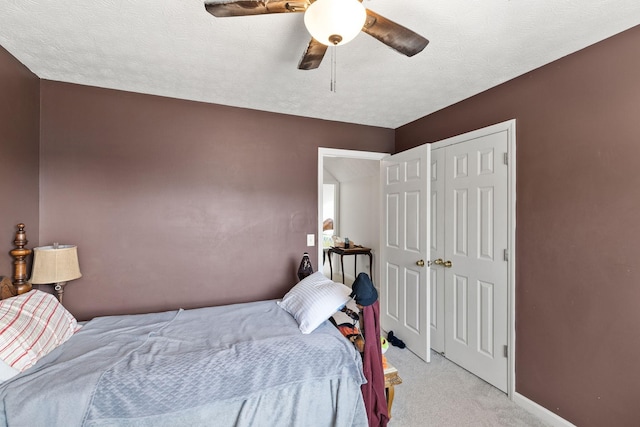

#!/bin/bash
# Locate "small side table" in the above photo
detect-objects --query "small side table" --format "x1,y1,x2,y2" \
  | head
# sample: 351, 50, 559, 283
384, 363, 402, 419
327, 246, 373, 284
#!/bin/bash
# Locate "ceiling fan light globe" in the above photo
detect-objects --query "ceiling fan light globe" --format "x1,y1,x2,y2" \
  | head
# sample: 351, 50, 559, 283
304, 0, 366, 46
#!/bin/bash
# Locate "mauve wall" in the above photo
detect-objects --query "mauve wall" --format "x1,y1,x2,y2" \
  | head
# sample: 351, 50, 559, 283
39, 81, 394, 320
396, 25, 640, 427
0, 46, 39, 276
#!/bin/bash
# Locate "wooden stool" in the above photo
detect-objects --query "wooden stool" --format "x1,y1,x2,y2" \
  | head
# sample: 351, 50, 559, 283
384, 362, 402, 419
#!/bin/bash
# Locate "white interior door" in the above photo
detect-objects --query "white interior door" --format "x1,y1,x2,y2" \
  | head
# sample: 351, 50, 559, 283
380, 145, 431, 362
442, 130, 509, 392
429, 148, 445, 353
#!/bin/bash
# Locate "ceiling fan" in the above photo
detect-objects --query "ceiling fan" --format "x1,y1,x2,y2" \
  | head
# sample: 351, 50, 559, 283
204, 0, 429, 70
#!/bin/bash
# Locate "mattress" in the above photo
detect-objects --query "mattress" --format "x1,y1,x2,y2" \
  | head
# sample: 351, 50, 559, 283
0, 300, 368, 427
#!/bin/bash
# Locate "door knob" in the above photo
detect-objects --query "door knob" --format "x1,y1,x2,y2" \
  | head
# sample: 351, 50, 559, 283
443, 260, 453, 268
432, 258, 444, 266
416, 259, 425, 267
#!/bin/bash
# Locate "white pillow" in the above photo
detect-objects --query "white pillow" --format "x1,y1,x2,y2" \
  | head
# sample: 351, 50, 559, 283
0, 290, 77, 372
278, 271, 352, 334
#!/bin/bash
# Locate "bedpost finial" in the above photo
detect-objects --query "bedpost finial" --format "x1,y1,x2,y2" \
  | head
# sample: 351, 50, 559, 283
10, 223, 32, 295
14, 223, 28, 248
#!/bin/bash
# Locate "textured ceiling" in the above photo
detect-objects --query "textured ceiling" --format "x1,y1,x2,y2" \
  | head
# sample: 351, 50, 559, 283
0, 1, 638, 128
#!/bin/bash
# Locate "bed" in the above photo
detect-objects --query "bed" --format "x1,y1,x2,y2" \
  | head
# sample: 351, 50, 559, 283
0, 224, 368, 427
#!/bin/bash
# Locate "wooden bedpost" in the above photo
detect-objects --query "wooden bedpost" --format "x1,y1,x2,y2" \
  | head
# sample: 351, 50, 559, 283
10, 223, 32, 295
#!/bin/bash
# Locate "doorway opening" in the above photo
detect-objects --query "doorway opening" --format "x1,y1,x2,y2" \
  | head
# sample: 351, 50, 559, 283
317, 148, 388, 285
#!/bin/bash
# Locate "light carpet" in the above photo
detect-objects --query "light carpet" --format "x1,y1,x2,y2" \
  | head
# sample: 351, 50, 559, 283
384, 346, 550, 427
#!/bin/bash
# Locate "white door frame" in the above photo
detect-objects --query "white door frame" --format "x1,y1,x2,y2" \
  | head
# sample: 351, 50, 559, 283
429, 119, 516, 397
317, 148, 389, 274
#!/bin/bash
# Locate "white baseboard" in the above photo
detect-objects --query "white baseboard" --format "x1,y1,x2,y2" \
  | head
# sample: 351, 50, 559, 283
513, 392, 576, 427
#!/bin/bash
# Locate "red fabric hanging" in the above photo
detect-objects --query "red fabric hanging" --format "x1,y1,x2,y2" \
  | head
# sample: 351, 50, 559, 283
360, 300, 389, 427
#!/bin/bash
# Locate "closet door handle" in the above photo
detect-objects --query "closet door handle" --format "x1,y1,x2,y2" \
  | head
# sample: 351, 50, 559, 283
416, 260, 425, 267
443, 260, 453, 268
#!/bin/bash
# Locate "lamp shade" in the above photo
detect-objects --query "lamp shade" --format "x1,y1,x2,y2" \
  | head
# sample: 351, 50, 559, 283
30, 245, 82, 284
304, 0, 366, 46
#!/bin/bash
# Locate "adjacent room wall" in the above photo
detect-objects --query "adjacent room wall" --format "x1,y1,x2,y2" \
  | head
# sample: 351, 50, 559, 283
338, 173, 379, 281
396, 25, 640, 427
39, 81, 394, 320
0, 46, 39, 277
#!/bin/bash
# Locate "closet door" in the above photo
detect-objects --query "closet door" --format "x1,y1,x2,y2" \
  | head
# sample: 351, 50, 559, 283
443, 130, 509, 392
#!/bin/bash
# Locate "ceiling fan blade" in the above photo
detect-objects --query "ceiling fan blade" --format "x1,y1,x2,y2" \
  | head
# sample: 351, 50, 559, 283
204, 1, 309, 18
362, 9, 429, 57
298, 38, 328, 70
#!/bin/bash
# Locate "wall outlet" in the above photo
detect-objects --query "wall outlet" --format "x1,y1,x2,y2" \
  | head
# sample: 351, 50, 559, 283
307, 234, 315, 246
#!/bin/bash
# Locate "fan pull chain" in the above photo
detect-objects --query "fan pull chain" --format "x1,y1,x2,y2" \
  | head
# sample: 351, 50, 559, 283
330, 45, 337, 93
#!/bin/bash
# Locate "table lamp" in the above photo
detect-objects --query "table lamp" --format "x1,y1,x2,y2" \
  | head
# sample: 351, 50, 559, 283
30, 244, 82, 303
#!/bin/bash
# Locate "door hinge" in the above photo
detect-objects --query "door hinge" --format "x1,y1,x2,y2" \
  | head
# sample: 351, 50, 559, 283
503, 152, 508, 165
503, 249, 509, 261
503, 345, 508, 358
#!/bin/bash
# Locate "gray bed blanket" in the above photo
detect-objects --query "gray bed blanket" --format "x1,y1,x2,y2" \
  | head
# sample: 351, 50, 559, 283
0, 300, 367, 427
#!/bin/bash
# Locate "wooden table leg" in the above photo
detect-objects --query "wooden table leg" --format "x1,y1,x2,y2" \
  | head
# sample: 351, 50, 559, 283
340, 254, 345, 284
354, 255, 357, 280
328, 251, 333, 280
384, 363, 401, 420
386, 385, 395, 419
